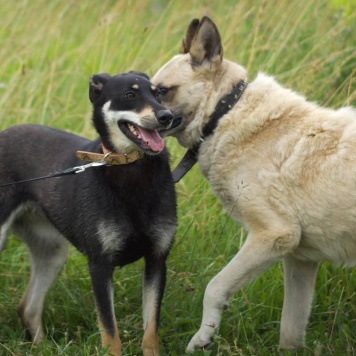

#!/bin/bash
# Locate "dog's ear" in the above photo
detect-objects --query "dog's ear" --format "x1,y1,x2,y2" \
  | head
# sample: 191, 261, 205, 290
128, 71, 150, 80
181, 18, 200, 54
89, 73, 111, 103
189, 16, 223, 69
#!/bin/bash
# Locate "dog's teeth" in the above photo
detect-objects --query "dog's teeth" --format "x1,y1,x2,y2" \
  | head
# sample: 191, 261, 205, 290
128, 124, 135, 133
128, 123, 140, 138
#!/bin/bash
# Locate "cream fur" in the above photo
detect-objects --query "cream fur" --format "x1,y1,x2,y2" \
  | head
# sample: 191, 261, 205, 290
152, 16, 356, 351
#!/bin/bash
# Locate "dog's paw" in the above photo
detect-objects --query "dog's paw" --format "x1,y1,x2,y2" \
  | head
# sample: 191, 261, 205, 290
186, 332, 214, 353
142, 348, 159, 356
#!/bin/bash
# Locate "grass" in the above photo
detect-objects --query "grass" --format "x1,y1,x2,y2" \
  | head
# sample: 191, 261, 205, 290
0, 0, 355, 355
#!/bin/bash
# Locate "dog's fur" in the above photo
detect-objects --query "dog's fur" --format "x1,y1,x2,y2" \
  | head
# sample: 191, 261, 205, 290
152, 16, 356, 351
0, 72, 177, 355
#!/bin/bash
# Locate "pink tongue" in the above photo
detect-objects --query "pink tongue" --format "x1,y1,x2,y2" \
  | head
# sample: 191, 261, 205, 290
137, 127, 165, 152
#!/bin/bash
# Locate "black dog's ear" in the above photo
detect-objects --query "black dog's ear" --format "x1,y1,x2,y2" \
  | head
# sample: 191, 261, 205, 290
128, 70, 150, 80
89, 73, 111, 103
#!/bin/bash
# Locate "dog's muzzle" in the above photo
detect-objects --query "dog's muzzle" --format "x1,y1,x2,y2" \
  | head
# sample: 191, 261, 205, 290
158, 115, 183, 136
157, 110, 173, 127
170, 116, 183, 129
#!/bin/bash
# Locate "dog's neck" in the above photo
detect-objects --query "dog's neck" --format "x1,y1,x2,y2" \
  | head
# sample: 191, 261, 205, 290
193, 79, 248, 154
76, 143, 144, 165
172, 79, 248, 183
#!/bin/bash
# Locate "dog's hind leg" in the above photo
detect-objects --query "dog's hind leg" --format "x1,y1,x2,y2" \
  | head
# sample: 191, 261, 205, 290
186, 228, 300, 352
279, 254, 319, 349
89, 262, 121, 356
16, 220, 69, 343
141, 255, 167, 356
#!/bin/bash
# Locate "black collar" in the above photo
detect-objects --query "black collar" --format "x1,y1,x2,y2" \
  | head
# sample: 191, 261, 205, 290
172, 79, 248, 183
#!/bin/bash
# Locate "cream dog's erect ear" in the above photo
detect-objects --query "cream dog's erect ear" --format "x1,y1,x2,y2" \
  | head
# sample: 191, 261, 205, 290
181, 18, 200, 54
187, 16, 223, 69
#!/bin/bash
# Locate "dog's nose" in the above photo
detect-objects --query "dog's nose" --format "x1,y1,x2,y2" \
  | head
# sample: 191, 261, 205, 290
157, 110, 173, 126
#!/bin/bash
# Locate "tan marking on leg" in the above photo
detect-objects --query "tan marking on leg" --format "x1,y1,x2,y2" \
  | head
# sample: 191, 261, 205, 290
16, 285, 44, 343
142, 321, 159, 356
97, 315, 121, 356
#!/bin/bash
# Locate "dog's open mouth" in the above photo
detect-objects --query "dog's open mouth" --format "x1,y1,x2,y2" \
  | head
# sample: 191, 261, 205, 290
119, 122, 165, 154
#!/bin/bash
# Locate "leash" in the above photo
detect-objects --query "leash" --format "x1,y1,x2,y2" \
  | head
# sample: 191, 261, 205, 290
172, 79, 248, 183
0, 161, 106, 188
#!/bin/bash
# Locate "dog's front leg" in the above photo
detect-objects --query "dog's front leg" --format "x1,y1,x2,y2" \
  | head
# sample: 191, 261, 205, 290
186, 229, 300, 352
141, 255, 167, 356
279, 254, 319, 349
89, 263, 121, 356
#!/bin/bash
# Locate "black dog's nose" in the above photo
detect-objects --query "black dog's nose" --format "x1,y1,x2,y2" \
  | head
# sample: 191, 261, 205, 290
157, 110, 173, 126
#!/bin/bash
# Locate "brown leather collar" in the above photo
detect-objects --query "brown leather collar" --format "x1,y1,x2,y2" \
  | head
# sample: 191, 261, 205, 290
76, 145, 144, 165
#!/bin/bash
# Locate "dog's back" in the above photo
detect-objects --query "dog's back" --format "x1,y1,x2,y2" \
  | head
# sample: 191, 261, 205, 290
206, 74, 356, 266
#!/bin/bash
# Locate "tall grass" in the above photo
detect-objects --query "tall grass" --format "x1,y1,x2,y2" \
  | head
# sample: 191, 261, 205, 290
0, 0, 355, 355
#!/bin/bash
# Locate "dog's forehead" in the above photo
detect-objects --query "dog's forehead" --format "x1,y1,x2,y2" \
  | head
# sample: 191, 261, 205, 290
152, 54, 191, 85
106, 74, 153, 92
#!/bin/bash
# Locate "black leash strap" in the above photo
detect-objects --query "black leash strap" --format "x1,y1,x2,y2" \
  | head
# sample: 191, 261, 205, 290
0, 161, 105, 188
172, 79, 248, 183
171, 148, 198, 183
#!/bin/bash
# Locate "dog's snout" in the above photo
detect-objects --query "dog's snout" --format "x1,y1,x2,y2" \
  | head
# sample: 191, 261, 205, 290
157, 110, 173, 126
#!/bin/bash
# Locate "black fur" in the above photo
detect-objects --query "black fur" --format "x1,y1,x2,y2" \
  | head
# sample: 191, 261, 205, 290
0, 72, 177, 354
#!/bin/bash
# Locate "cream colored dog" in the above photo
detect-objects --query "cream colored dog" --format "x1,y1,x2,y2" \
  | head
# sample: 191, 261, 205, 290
152, 16, 356, 351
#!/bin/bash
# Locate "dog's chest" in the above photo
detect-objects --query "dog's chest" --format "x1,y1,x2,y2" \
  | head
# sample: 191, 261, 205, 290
69, 163, 175, 265
95, 220, 148, 265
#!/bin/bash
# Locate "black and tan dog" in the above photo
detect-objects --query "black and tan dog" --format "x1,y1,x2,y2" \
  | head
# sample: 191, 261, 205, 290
152, 17, 356, 351
0, 72, 177, 355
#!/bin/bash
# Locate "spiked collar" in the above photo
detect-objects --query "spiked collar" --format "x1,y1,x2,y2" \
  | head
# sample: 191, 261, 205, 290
172, 79, 248, 183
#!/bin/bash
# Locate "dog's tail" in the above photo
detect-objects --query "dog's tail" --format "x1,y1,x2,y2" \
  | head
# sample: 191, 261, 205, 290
0, 207, 22, 253
0, 229, 8, 252
0, 220, 11, 252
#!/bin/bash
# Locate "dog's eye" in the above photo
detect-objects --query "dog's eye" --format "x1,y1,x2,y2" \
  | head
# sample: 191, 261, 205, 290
154, 91, 162, 101
125, 92, 136, 100
158, 87, 169, 95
